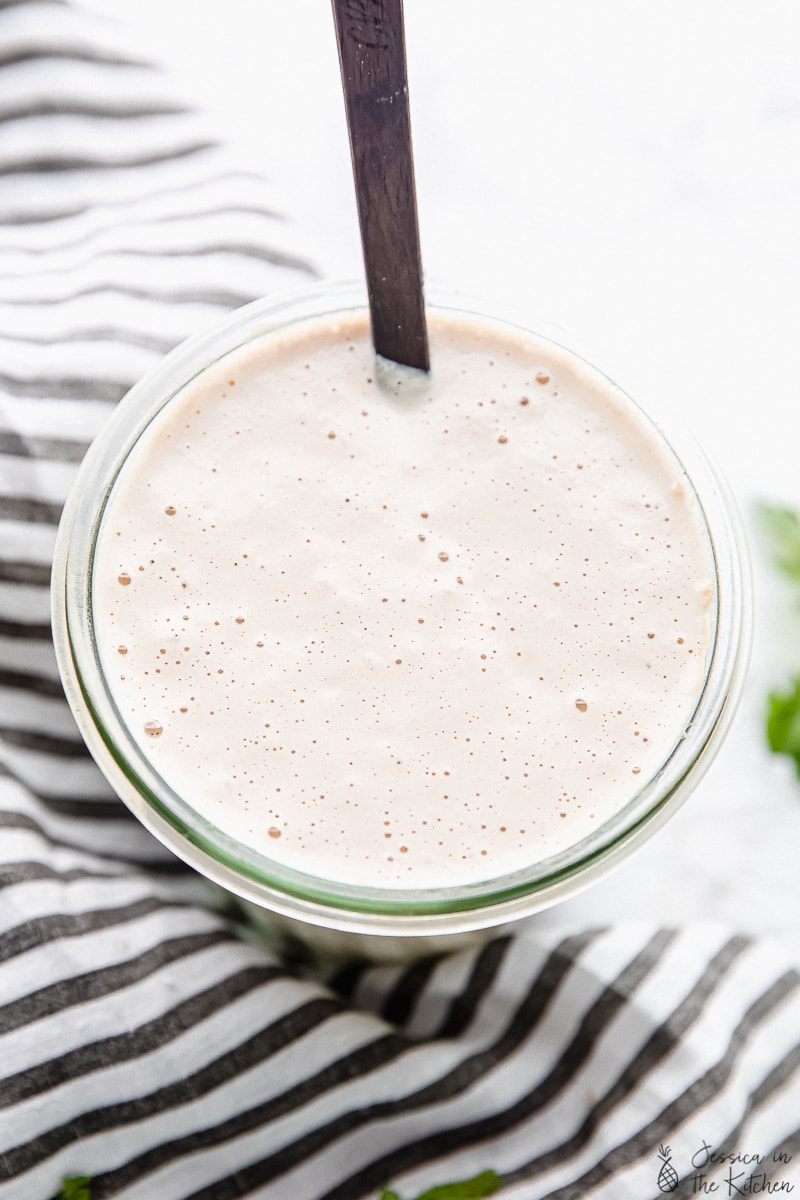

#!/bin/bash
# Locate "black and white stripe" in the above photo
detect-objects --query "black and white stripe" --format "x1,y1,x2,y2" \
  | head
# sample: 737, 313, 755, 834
0, 3, 798, 1199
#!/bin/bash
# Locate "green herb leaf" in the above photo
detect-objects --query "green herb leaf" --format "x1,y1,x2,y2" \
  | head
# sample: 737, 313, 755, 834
381, 1169, 502, 1200
415, 1171, 502, 1200
766, 678, 800, 776
758, 503, 800, 583
61, 1178, 93, 1200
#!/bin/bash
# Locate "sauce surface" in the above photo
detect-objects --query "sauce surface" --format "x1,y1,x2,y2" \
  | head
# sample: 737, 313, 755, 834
93, 314, 715, 888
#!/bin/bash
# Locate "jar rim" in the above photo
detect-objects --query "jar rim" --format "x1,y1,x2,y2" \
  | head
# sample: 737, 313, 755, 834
52, 279, 752, 936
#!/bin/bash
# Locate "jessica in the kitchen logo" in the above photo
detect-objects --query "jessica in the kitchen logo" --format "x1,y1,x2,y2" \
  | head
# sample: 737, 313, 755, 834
656, 1139, 795, 1195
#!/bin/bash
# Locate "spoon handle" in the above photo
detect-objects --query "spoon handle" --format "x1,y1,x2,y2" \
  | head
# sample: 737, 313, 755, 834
331, 0, 429, 371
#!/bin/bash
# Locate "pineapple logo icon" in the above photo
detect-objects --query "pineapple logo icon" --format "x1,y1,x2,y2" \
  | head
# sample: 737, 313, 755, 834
657, 1144, 679, 1193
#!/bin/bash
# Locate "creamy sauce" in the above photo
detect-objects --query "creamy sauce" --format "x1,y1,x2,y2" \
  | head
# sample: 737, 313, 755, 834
92, 314, 715, 888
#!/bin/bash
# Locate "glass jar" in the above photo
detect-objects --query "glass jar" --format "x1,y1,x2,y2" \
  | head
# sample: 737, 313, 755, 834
52, 280, 751, 957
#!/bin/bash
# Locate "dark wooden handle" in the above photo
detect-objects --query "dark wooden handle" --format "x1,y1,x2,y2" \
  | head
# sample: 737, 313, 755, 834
331, 0, 429, 371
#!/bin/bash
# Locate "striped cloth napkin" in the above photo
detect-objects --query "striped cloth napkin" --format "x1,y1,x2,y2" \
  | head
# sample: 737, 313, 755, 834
1, 3, 799, 1198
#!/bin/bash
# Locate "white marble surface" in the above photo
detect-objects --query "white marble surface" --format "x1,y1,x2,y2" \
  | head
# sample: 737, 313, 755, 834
86, 0, 800, 955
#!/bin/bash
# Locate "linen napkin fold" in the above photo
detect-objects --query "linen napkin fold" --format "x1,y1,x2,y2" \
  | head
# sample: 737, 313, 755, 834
0, 4, 799, 1198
